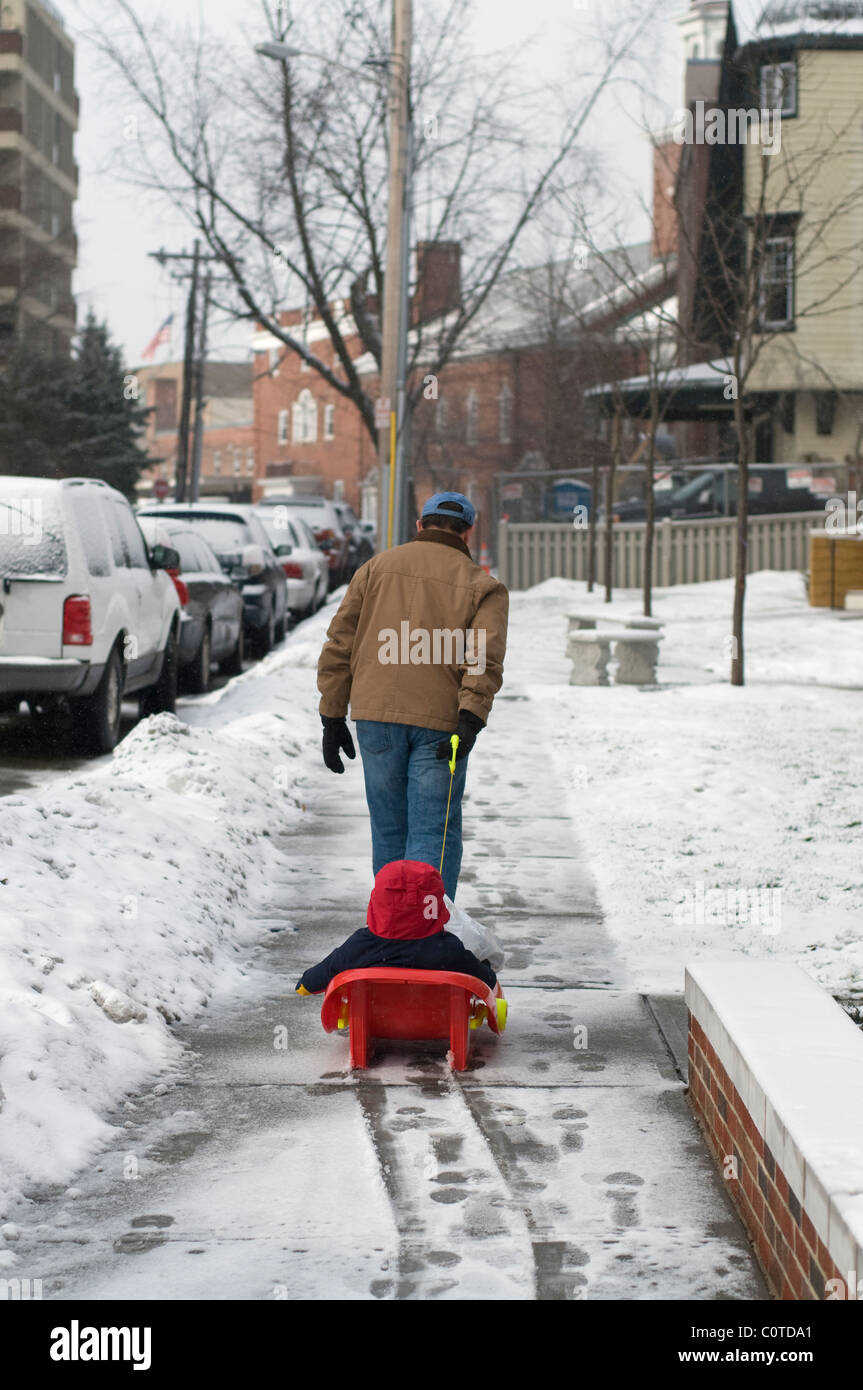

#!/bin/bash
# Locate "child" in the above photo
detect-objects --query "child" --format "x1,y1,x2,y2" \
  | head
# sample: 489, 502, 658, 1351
295, 859, 498, 995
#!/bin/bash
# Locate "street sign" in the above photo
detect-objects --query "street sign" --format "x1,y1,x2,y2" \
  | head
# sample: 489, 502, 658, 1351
154, 478, 171, 500
500, 482, 523, 501
375, 397, 392, 429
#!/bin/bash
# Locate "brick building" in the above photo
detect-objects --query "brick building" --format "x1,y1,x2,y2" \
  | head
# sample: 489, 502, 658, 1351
135, 360, 255, 503
252, 243, 672, 554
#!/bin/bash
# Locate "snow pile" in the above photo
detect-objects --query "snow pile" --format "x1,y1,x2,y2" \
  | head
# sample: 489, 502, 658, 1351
0, 615, 332, 1226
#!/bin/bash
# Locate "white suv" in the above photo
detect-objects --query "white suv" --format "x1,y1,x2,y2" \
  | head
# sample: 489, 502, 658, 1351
0, 476, 181, 754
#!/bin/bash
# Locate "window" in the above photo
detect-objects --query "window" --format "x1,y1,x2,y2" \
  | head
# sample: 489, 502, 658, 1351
113, 501, 150, 569
213, 450, 222, 475
233, 447, 242, 476
760, 61, 796, 117
247, 448, 255, 475
269, 346, 280, 376
498, 383, 513, 444
465, 390, 479, 445
277, 409, 289, 445
435, 397, 448, 435
174, 534, 201, 573
324, 403, 335, 440
759, 235, 795, 330
68, 490, 110, 577
101, 498, 127, 569
292, 388, 317, 444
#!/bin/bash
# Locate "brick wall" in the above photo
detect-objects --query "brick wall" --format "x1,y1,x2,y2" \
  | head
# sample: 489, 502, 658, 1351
685, 962, 863, 1303
688, 1014, 844, 1299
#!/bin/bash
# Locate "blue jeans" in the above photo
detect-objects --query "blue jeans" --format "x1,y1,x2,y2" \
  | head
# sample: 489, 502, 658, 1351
355, 720, 469, 900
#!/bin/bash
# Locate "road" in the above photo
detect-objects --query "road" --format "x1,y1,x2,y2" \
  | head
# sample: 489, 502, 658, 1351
8, 680, 767, 1301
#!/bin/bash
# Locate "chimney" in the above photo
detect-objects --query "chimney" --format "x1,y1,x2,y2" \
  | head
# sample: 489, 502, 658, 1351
412, 241, 461, 326
652, 139, 682, 258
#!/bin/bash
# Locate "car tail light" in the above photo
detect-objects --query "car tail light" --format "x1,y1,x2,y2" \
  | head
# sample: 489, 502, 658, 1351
167, 567, 189, 607
281, 561, 303, 579
63, 595, 92, 646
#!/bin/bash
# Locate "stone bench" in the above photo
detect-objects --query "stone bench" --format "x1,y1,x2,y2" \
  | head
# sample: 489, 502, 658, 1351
568, 611, 664, 633
612, 630, 664, 685
566, 629, 663, 686
567, 630, 614, 686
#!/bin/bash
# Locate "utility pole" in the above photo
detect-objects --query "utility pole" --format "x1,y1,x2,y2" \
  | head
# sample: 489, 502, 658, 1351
148, 242, 220, 503
176, 239, 200, 503
189, 271, 212, 504
376, 0, 412, 550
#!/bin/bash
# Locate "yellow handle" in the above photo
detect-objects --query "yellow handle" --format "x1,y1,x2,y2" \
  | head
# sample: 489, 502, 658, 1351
448, 733, 460, 774
296, 985, 311, 996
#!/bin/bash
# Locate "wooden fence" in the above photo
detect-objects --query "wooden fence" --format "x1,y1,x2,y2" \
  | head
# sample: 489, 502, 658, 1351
496, 512, 827, 590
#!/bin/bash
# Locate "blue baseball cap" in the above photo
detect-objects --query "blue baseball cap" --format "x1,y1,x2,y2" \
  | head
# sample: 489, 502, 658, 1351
421, 491, 476, 527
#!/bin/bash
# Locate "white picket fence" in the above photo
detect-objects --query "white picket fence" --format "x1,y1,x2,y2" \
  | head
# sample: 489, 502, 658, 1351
497, 512, 827, 590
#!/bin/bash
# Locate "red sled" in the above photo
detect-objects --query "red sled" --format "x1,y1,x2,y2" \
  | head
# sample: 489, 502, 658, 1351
320, 968, 508, 1071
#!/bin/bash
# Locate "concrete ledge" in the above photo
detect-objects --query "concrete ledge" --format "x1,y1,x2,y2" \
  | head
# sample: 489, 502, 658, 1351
685, 961, 863, 1300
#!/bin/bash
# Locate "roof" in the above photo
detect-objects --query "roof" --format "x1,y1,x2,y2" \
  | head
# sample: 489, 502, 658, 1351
741, 0, 863, 43
586, 356, 736, 419
414, 243, 674, 363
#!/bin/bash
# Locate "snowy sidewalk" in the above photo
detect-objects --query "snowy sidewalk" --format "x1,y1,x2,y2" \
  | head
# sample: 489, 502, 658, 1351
9, 661, 766, 1301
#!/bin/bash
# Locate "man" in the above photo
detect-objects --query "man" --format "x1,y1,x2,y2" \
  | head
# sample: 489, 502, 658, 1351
317, 492, 509, 899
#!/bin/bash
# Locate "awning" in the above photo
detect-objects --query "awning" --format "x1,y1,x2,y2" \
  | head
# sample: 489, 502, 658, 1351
586, 357, 737, 421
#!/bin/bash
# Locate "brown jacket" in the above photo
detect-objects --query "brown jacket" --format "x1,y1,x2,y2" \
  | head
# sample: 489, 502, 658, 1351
317, 529, 509, 731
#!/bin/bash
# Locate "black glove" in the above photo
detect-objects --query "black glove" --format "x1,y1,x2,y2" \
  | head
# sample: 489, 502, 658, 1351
322, 715, 356, 774
436, 710, 484, 763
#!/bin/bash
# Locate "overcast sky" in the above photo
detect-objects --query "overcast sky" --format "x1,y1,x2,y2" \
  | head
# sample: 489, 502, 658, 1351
60, 0, 766, 366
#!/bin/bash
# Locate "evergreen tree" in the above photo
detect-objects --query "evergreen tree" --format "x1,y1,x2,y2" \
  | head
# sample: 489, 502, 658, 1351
63, 310, 153, 498
0, 311, 153, 497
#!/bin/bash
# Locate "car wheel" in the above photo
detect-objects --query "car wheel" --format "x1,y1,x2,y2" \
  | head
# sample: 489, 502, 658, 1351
186, 623, 212, 695
140, 628, 179, 718
251, 602, 275, 660
219, 623, 244, 677
77, 647, 124, 755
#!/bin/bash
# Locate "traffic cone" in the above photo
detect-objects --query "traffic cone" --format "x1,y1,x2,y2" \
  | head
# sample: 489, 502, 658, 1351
479, 542, 491, 574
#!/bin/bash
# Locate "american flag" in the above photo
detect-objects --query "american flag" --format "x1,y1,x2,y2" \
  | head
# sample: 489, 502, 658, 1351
140, 314, 174, 361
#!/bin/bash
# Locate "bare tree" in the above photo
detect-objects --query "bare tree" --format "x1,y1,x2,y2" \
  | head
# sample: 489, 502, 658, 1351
78, 0, 662, 470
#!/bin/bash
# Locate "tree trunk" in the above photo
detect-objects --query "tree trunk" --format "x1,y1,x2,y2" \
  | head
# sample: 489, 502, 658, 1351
588, 450, 599, 591
731, 396, 749, 687
643, 400, 660, 617
605, 407, 621, 603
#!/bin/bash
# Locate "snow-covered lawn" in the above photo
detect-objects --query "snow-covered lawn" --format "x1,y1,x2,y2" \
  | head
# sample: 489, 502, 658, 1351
512, 571, 863, 1000
0, 566, 860, 1240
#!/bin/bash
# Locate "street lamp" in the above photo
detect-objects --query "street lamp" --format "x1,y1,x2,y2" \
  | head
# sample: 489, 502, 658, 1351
256, 8, 413, 550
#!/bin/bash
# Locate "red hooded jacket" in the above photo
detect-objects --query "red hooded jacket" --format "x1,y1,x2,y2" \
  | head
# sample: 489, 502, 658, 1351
296, 859, 496, 994
366, 860, 450, 940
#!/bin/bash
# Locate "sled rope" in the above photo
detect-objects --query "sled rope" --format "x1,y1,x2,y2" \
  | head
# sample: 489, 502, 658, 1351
439, 734, 460, 875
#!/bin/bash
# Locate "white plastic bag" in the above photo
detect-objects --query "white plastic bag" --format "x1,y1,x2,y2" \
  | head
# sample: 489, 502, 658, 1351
443, 896, 506, 973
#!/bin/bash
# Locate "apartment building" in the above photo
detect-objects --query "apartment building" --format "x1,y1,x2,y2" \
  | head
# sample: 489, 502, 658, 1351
0, 0, 77, 354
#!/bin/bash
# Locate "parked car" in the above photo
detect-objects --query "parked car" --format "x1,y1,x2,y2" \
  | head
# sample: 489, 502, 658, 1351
608, 467, 829, 523
0, 476, 181, 754
138, 516, 244, 691
138, 504, 288, 659
333, 500, 375, 572
253, 507, 328, 621
256, 495, 351, 589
